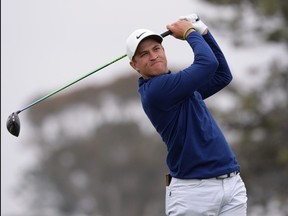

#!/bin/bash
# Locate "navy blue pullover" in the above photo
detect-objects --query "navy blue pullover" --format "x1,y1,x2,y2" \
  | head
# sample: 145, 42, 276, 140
138, 31, 240, 179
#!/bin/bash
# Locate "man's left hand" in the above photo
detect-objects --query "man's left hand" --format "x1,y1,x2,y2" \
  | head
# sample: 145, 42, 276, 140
179, 13, 208, 35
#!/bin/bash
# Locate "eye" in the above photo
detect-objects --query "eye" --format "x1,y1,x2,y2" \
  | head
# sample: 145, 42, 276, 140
153, 46, 161, 52
139, 52, 148, 58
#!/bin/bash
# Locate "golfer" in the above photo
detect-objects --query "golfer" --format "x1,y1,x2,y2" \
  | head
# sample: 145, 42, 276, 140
126, 14, 247, 216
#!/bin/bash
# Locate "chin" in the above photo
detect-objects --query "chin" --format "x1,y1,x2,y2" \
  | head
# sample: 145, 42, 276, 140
152, 64, 167, 72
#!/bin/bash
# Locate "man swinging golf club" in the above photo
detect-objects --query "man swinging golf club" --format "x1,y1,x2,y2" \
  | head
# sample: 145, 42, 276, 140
126, 14, 248, 215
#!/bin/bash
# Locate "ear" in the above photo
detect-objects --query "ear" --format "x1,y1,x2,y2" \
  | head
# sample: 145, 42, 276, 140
130, 60, 139, 72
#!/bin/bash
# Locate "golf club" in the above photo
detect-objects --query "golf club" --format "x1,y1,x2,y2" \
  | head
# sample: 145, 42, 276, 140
7, 30, 172, 137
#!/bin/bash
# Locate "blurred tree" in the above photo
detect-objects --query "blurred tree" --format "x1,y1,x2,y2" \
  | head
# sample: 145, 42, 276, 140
21, 75, 167, 216
216, 62, 288, 209
205, 0, 288, 44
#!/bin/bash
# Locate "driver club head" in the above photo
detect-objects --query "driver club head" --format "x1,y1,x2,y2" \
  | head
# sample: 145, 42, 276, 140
7, 111, 21, 137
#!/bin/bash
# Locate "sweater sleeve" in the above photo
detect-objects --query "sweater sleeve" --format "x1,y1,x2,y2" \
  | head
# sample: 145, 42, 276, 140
197, 31, 233, 99
148, 32, 219, 109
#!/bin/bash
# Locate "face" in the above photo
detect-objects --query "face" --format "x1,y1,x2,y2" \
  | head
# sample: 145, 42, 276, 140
130, 38, 168, 79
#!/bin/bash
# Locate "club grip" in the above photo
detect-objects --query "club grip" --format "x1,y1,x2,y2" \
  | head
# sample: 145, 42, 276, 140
161, 30, 172, 38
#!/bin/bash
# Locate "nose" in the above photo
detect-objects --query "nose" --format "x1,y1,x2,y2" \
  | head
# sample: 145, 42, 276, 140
150, 51, 158, 60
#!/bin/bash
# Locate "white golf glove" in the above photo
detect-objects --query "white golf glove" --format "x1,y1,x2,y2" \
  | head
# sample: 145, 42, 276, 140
179, 14, 208, 35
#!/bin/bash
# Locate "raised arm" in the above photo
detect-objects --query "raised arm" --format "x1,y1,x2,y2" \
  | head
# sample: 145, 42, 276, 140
197, 31, 233, 99
179, 14, 233, 99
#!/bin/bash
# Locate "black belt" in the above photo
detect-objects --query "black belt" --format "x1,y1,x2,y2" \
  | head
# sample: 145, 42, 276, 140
165, 171, 240, 186
216, 171, 239, 179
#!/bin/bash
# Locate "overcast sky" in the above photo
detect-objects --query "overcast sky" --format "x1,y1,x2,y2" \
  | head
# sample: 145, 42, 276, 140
1, 0, 287, 215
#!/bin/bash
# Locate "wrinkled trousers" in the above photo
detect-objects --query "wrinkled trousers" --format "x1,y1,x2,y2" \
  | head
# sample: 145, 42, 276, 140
165, 174, 247, 216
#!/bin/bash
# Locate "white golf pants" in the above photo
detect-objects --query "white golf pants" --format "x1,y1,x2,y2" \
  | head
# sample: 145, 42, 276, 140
165, 174, 247, 216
